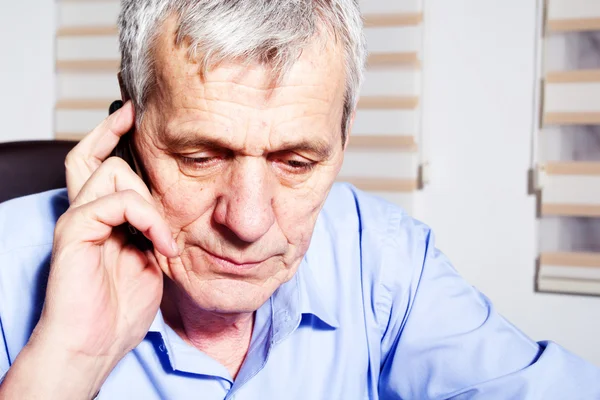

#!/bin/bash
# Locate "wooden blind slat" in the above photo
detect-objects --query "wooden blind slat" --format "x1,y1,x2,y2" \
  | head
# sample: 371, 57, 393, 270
368, 52, 420, 68
547, 18, 600, 33
54, 12, 424, 37
542, 203, 600, 217
545, 161, 600, 176
339, 177, 418, 192
541, 252, 600, 268
543, 112, 600, 125
347, 135, 417, 151
55, 133, 87, 141
56, 99, 113, 110
363, 13, 423, 28
57, 26, 118, 37
56, 59, 120, 72
56, 53, 419, 72
56, 14, 424, 33
546, 69, 600, 83
357, 96, 418, 110
56, 133, 420, 152
56, 97, 420, 110
56, 12, 425, 26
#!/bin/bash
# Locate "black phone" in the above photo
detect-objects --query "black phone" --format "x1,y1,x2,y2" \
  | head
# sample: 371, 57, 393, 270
108, 100, 154, 251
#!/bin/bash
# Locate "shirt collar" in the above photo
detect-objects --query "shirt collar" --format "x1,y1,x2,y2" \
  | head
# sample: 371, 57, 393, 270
296, 256, 339, 329
147, 306, 232, 379
147, 308, 176, 370
144, 254, 338, 381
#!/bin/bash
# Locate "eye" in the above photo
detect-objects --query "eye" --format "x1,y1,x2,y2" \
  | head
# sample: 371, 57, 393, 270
178, 150, 229, 173
270, 154, 317, 175
285, 159, 315, 171
180, 156, 219, 168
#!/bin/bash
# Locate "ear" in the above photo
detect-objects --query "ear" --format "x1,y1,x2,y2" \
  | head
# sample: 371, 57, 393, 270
117, 72, 131, 102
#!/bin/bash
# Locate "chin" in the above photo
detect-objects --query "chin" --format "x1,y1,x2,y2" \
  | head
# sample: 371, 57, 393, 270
164, 246, 300, 314
187, 278, 275, 314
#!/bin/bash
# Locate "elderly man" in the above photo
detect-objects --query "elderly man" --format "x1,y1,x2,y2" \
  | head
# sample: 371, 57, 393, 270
0, 0, 599, 399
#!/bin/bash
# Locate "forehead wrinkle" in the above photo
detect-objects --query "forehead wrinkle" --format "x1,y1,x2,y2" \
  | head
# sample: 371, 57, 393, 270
161, 115, 335, 159
149, 22, 347, 155
151, 15, 348, 99
155, 95, 241, 139
202, 79, 332, 94
165, 88, 336, 126
198, 81, 338, 112
155, 86, 339, 149
154, 43, 344, 108
161, 115, 243, 153
160, 93, 339, 147
153, 72, 344, 132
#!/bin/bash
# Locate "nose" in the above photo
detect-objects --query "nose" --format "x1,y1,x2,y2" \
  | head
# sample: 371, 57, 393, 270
213, 157, 275, 243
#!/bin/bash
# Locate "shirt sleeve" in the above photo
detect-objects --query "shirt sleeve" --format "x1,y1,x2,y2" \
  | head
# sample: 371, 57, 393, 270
377, 223, 600, 399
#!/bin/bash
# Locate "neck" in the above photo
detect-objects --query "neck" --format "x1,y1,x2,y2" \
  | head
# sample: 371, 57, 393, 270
161, 280, 255, 379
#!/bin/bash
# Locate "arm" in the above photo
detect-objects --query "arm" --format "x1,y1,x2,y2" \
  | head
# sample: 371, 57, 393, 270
0, 335, 109, 399
0, 102, 177, 399
378, 224, 600, 399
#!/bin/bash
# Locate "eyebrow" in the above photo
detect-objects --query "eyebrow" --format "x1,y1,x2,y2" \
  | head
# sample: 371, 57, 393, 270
275, 138, 334, 159
160, 131, 231, 153
160, 129, 334, 159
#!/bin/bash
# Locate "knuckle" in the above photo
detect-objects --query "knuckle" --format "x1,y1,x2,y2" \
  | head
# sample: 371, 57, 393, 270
102, 157, 138, 184
65, 148, 94, 175
103, 156, 128, 170
119, 188, 140, 202
64, 150, 78, 170
116, 189, 141, 213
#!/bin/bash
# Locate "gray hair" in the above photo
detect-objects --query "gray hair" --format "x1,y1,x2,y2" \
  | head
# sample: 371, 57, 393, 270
117, 0, 366, 145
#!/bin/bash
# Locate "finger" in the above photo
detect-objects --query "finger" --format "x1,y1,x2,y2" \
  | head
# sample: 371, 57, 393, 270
70, 156, 153, 209
62, 190, 178, 259
65, 101, 135, 202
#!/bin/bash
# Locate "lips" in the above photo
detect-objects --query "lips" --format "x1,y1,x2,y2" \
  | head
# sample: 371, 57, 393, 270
203, 249, 266, 271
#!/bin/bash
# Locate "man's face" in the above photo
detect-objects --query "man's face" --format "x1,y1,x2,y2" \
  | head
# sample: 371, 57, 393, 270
135, 18, 347, 313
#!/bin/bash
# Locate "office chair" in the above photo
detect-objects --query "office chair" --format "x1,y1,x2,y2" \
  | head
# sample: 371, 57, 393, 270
0, 140, 77, 204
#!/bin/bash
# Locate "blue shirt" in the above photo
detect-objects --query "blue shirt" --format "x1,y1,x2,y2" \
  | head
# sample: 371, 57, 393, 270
1, 183, 599, 399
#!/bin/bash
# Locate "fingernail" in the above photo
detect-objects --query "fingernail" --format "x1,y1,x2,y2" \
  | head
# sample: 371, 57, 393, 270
171, 239, 179, 256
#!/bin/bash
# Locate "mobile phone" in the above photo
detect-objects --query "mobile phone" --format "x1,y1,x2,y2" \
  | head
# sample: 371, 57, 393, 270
108, 100, 154, 251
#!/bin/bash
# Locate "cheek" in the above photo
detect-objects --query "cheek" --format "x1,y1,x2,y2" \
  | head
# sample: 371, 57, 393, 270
147, 161, 215, 229
136, 134, 216, 232
273, 185, 328, 249
160, 184, 214, 229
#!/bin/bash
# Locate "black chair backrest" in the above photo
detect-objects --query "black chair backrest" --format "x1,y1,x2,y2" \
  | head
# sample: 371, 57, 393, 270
0, 140, 76, 204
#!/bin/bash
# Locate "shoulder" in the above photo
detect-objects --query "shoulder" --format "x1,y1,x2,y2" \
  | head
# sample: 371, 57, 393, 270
0, 188, 69, 253
0, 189, 69, 363
315, 182, 433, 320
321, 182, 431, 250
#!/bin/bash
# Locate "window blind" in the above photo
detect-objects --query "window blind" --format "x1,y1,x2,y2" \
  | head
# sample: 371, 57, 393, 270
536, 0, 600, 295
55, 0, 426, 212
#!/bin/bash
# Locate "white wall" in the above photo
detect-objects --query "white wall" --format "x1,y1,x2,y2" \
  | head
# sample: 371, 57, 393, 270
415, 0, 600, 366
0, 2, 54, 142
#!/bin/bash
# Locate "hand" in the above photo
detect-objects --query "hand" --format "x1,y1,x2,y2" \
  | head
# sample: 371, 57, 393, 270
0, 101, 178, 400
